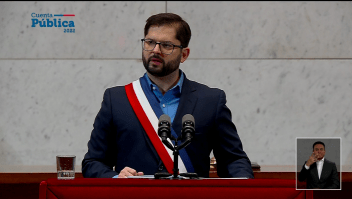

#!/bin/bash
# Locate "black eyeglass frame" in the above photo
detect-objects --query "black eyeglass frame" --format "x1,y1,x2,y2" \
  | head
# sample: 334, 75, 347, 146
141, 38, 183, 55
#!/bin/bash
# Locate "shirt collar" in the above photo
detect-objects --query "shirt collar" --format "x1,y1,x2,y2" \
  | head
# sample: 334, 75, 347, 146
143, 70, 184, 94
317, 157, 325, 164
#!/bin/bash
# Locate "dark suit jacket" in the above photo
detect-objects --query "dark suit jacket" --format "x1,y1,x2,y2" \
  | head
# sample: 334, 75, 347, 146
82, 75, 254, 178
298, 159, 340, 189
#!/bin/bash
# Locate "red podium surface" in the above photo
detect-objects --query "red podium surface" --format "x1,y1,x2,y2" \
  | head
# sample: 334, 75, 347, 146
39, 178, 312, 199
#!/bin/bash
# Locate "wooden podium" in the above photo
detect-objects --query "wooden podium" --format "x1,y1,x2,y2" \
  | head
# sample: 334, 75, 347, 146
1, 163, 351, 199
39, 178, 312, 199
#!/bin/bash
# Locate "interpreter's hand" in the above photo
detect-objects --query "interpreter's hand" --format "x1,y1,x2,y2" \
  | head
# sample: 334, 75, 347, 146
306, 152, 318, 166
118, 166, 144, 178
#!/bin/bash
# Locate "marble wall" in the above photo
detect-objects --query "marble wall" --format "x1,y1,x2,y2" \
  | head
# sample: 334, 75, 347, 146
0, 1, 351, 171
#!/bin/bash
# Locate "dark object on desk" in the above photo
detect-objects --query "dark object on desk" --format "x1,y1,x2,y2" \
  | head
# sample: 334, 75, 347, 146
209, 157, 260, 177
154, 172, 199, 179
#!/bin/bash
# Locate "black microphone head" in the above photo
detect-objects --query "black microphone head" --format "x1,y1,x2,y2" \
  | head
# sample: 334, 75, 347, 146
182, 114, 195, 126
159, 114, 171, 125
158, 114, 171, 139
181, 114, 195, 146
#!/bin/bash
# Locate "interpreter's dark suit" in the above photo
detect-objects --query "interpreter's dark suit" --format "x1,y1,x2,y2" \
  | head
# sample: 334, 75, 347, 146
82, 75, 254, 178
298, 159, 340, 189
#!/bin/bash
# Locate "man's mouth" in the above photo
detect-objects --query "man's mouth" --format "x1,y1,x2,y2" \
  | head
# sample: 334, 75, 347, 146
151, 58, 162, 62
150, 58, 163, 65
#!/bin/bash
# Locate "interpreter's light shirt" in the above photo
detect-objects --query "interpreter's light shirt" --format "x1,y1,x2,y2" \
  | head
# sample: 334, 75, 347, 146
316, 157, 324, 179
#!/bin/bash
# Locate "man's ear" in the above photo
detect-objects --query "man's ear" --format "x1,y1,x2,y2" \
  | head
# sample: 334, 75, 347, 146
181, 47, 190, 63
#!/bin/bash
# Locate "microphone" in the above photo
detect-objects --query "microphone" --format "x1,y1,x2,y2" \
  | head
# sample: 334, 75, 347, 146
181, 114, 195, 139
158, 114, 174, 151
158, 114, 171, 140
178, 114, 195, 149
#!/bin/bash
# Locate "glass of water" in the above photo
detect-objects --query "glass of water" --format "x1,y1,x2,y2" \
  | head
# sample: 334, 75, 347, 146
56, 155, 76, 180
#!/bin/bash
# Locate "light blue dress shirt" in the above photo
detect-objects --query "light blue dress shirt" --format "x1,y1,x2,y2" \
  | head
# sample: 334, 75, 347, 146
143, 71, 184, 123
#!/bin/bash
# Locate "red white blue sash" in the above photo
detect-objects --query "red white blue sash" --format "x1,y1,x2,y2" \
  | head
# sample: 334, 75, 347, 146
125, 79, 187, 174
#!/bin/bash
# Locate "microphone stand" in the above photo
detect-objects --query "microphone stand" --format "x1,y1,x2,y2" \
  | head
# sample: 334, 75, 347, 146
154, 136, 198, 179
173, 141, 179, 179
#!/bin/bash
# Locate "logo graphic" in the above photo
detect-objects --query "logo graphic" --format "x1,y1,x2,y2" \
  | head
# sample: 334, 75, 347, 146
31, 13, 76, 33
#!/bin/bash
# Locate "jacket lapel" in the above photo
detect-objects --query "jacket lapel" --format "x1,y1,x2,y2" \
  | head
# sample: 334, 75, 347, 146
319, 159, 329, 182
311, 163, 320, 181
173, 76, 197, 137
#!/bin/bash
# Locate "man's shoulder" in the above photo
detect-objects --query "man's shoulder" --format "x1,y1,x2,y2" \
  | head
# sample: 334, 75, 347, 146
186, 78, 224, 94
324, 159, 337, 166
106, 85, 126, 91
103, 85, 127, 97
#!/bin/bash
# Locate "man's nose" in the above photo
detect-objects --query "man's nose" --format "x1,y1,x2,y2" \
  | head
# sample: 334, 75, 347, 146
152, 43, 162, 54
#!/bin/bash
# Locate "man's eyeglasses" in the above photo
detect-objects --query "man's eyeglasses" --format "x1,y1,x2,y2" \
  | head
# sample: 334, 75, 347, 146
141, 39, 183, 55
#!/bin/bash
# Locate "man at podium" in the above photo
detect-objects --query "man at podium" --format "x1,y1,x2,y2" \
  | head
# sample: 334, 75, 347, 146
82, 13, 254, 179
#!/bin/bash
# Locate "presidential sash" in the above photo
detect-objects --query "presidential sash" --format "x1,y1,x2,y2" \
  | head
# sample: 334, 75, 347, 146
125, 79, 193, 174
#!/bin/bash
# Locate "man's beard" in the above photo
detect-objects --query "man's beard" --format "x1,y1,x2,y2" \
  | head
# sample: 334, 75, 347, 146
142, 53, 181, 77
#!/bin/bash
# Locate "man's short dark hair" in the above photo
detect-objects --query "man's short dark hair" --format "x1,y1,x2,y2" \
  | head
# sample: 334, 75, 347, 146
313, 141, 325, 150
144, 13, 191, 48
